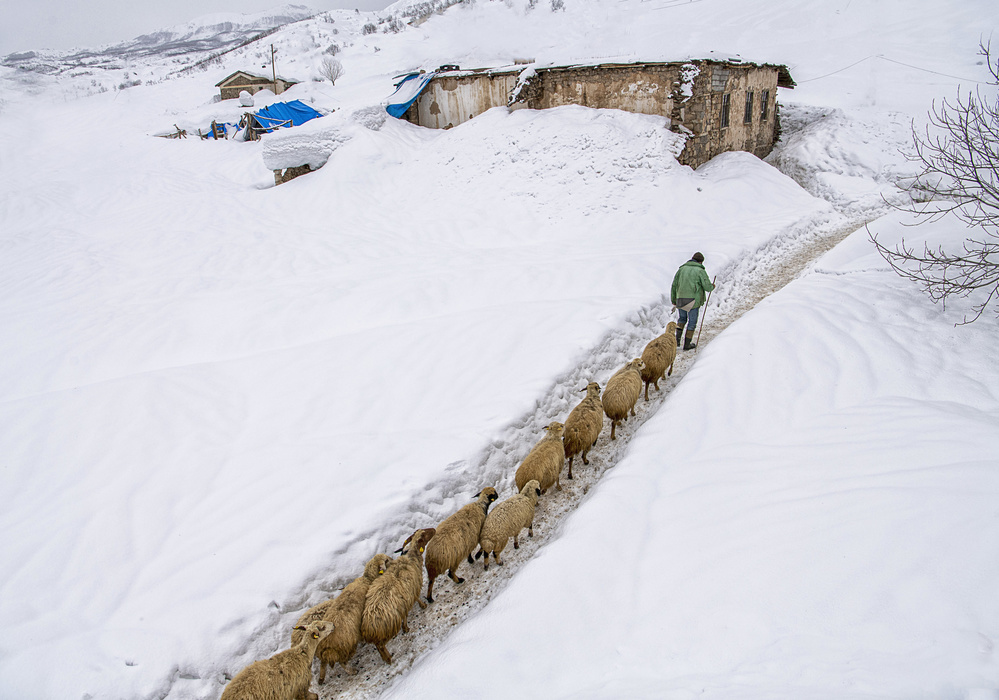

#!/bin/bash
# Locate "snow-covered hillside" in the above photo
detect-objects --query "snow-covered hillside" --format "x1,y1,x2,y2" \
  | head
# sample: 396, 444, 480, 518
0, 1, 997, 699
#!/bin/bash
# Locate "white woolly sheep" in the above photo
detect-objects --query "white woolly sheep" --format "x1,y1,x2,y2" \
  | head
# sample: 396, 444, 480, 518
514, 421, 566, 495
290, 552, 392, 683
424, 487, 499, 603
475, 479, 541, 570
361, 528, 436, 665
221, 620, 334, 700
640, 321, 678, 401
562, 382, 604, 479
602, 358, 645, 440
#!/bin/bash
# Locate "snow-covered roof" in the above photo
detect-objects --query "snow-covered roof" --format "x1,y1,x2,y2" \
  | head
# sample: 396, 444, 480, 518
430, 58, 795, 88
215, 70, 298, 87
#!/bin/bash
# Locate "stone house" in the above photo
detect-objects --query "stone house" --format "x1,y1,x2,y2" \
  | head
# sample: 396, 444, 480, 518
398, 60, 795, 168
216, 71, 299, 101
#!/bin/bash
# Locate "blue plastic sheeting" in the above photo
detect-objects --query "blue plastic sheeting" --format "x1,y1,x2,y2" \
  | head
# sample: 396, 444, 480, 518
385, 72, 436, 118
252, 100, 323, 133
205, 122, 239, 139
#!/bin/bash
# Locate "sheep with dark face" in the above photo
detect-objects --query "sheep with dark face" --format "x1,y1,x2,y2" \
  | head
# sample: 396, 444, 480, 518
361, 528, 435, 665
562, 382, 604, 479
640, 322, 678, 401
290, 553, 392, 682
424, 487, 498, 603
602, 358, 645, 440
475, 480, 541, 570
221, 620, 334, 700
515, 422, 566, 495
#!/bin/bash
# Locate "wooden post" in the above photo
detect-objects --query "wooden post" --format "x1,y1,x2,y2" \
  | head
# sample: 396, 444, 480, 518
270, 44, 278, 93
694, 275, 717, 351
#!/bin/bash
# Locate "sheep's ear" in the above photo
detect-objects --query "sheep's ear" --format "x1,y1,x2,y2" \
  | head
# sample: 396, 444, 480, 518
312, 632, 320, 639
419, 546, 424, 553
473, 491, 481, 498
293, 625, 306, 631
535, 488, 541, 497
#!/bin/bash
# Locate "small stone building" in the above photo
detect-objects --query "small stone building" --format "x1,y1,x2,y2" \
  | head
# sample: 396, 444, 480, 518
216, 71, 299, 101
399, 60, 795, 168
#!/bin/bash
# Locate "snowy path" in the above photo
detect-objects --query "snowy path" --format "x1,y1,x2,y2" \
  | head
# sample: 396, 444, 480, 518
311, 214, 876, 699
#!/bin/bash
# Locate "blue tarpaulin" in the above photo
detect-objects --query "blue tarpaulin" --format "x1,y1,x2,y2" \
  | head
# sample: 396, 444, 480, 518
250, 100, 323, 134
386, 72, 436, 118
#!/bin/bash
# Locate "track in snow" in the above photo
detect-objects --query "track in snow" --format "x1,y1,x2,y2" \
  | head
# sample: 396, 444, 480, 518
305, 214, 879, 699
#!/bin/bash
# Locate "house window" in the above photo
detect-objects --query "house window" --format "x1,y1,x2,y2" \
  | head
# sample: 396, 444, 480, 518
761, 89, 770, 121
720, 93, 730, 128
744, 91, 754, 124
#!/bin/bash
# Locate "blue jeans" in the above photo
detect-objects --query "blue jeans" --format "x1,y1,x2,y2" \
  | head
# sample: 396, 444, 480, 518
678, 306, 699, 331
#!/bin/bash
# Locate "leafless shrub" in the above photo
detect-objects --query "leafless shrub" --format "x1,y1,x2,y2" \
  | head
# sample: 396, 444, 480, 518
319, 56, 344, 84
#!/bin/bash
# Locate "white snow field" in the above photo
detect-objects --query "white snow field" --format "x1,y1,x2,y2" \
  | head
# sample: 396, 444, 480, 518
0, 0, 997, 698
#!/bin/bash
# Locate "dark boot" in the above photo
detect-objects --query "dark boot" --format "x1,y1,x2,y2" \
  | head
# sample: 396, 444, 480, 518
683, 328, 696, 351
675, 324, 685, 347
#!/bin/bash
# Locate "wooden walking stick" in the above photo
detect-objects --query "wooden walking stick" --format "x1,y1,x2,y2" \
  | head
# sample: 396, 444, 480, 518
694, 276, 717, 351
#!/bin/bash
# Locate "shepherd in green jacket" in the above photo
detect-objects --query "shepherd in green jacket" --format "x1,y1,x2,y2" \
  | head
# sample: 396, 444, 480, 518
670, 252, 715, 351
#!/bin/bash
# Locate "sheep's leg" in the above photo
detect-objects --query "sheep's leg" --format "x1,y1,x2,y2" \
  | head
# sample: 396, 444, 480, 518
495, 550, 504, 566
402, 615, 409, 633
630, 404, 637, 417
513, 533, 519, 549
426, 574, 438, 604
318, 659, 328, 684
528, 520, 534, 537
581, 446, 590, 465
555, 472, 562, 491
667, 360, 674, 377
447, 567, 465, 585
644, 381, 651, 401
375, 643, 393, 665
610, 420, 617, 440
467, 553, 475, 565
483, 551, 490, 571
567, 455, 574, 480
344, 662, 359, 676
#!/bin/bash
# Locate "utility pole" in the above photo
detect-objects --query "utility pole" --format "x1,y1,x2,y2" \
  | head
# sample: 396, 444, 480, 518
270, 44, 278, 93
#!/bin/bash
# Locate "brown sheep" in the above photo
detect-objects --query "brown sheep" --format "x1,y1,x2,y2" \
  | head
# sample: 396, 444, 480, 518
640, 321, 678, 401
290, 552, 392, 683
602, 358, 645, 440
515, 422, 566, 495
221, 620, 334, 700
475, 480, 541, 570
424, 488, 499, 603
361, 528, 435, 665
562, 382, 604, 479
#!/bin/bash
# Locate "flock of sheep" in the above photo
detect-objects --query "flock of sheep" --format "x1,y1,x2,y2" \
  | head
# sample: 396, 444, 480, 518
220, 322, 681, 700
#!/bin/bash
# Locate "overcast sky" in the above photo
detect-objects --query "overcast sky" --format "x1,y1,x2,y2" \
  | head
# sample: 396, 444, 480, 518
0, 0, 393, 56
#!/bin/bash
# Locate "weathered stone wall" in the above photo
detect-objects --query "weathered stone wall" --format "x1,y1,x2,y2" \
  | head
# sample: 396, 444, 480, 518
402, 61, 783, 168
678, 64, 779, 167
220, 78, 294, 101
529, 64, 680, 118
409, 73, 522, 129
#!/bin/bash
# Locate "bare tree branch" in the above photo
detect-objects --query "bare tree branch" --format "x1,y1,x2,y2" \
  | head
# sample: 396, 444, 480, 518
871, 40, 999, 324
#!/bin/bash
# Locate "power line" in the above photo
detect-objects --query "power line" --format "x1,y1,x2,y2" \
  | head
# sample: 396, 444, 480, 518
798, 54, 991, 85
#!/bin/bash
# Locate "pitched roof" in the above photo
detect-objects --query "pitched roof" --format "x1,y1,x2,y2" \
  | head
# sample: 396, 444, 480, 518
215, 71, 298, 88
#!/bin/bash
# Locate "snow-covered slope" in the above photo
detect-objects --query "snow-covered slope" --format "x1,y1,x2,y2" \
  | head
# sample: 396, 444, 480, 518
0, 1, 997, 699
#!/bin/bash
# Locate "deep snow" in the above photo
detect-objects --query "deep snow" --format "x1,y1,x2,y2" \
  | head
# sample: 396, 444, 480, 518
0, 0, 997, 699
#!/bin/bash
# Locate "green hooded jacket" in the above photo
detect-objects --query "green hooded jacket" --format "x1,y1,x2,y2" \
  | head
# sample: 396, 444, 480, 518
671, 260, 715, 308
